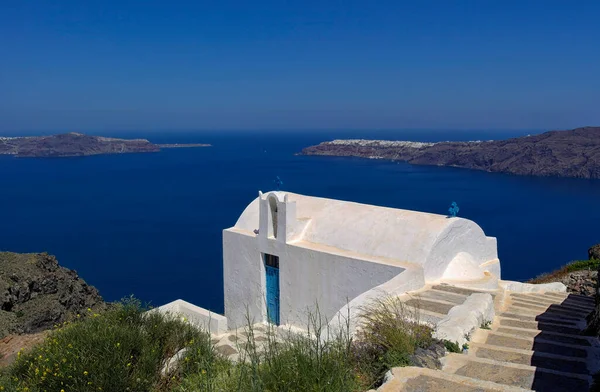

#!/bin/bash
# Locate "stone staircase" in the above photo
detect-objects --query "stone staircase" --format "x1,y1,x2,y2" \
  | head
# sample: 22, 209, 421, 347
401, 284, 495, 325
379, 290, 599, 391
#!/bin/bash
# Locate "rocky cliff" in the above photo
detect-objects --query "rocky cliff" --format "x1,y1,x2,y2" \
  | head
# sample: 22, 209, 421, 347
300, 126, 600, 179
0, 252, 106, 338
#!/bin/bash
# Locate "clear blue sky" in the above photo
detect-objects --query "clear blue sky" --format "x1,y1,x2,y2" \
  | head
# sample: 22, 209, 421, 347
1, 1, 599, 132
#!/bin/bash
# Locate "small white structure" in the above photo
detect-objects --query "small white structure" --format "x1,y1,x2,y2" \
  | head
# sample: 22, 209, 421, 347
152, 299, 228, 334
223, 191, 501, 330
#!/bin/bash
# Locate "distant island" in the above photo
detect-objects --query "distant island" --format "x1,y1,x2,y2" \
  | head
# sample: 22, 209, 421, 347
0, 132, 211, 158
300, 126, 600, 179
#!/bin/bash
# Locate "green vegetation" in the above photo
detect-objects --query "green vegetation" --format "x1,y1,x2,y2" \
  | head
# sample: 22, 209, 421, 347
0, 296, 437, 392
0, 297, 203, 392
443, 340, 461, 353
178, 315, 360, 391
528, 259, 600, 284
480, 320, 492, 330
352, 296, 433, 387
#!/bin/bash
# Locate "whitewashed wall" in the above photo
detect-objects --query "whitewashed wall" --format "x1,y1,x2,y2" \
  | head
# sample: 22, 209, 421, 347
223, 229, 412, 330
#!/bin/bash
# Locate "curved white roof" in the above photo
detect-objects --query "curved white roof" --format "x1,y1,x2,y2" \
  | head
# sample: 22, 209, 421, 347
231, 192, 498, 281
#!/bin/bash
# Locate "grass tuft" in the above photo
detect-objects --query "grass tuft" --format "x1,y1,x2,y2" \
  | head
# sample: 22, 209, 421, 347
351, 296, 433, 388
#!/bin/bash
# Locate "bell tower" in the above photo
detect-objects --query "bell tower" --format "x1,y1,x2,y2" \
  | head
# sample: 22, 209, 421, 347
258, 191, 298, 242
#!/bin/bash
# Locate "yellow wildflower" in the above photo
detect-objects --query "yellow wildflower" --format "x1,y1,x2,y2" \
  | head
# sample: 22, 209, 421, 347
84, 371, 88, 376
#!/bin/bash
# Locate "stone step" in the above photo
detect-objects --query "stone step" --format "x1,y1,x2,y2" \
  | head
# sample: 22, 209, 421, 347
507, 302, 590, 321
512, 292, 594, 303
541, 292, 594, 303
508, 301, 591, 318
510, 295, 594, 312
505, 304, 588, 320
443, 353, 591, 391
483, 332, 590, 358
509, 298, 593, 315
537, 293, 595, 307
431, 284, 497, 297
402, 305, 445, 326
414, 289, 468, 305
497, 318, 583, 335
440, 272, 500, 291
376, 366, 533, 392
499, 312, 583, 326
468, 342, 590, 375
494, 326, 594, 347
404, 298, 455, 315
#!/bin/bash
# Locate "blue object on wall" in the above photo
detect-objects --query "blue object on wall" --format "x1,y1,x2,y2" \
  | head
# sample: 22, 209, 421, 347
265, 262, 280, 325
274, 176, 283, 190
448, 202, 460, 217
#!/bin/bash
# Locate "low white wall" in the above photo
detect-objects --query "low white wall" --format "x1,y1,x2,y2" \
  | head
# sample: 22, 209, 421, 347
433, 293, 495, 346
152, 299, 228, 335
223, 229, 413, 330
499, 280, 567, 293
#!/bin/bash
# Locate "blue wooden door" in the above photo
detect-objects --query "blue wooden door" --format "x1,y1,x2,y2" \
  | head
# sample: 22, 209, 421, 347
265, 264, 280, 325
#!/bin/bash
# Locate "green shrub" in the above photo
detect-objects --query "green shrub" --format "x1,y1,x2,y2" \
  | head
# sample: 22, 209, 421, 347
351, 296, 433, 389
173, 326, 234, 392
3, 297, 206, 392
0, 373, 18, 392
529, 259, 600, 284
443, 340, 461, 353
563, 259, 600, 273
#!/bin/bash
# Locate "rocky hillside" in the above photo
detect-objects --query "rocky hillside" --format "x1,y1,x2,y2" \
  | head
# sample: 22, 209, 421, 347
301, 126, 600, 179
0, 252, 106, 338
0, 132, 210, 158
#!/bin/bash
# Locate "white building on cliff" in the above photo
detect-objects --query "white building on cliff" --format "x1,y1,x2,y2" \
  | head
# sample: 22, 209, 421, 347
157, 191, 502, 334
222, 191, 500, 330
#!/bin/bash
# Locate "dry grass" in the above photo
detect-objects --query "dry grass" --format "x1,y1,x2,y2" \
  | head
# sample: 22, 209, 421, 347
352, 296, 433, 388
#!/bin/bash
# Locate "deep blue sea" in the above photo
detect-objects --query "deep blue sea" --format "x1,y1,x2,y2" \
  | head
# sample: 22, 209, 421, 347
1, 130, 599, 314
